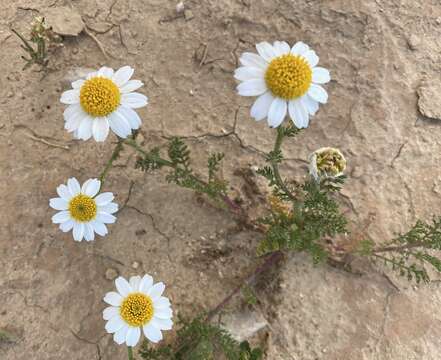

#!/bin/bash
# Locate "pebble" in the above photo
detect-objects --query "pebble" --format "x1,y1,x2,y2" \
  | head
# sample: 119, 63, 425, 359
417, 82, 441, 121
105, 268, 119, 280
132, 261, 140, 269
407, 35, 421, 51
184, 9, 194, 21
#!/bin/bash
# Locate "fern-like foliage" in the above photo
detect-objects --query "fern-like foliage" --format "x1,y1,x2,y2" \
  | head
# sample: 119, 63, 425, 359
135, 137, 228, 202
257, 177, 347, 263
139, 317, 263, 360
361, 217, 441, 283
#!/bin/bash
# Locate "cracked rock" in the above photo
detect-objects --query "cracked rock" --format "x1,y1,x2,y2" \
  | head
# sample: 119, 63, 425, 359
44, 7, 85, 36
417, 82, 441, 120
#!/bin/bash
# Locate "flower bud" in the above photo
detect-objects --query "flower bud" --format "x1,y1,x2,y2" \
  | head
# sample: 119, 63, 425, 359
309, 147, 346, 180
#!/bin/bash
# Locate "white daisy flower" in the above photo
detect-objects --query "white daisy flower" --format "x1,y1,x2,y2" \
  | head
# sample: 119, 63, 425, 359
235, 41, 331, 128
103, 275, 173, 347
49, 177, 118, 241
60, 66, 148, 142
309, 147, 346, 180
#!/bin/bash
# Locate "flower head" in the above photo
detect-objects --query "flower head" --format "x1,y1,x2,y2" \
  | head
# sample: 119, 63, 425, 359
49, 177, 118, 241
60, 66, 148, 142
309, 147, 346, 180
103, 275, 173, 347
235, 41, 330, 128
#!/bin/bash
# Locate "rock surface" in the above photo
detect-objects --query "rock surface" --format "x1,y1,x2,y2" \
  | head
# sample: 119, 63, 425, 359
44, 6, 84, 36
417, 83, 441, 121
2, 0, 441, 359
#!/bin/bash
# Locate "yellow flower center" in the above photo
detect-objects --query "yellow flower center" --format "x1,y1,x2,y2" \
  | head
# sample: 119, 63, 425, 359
68, 194, 97, 222
80, 77, 121, 117
120, 293, 154, 327
265, 54, 312, 100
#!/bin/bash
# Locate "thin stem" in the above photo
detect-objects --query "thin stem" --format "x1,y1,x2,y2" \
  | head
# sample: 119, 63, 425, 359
11, 29, 35, 53
270, 127, 296, 202
127, 346, 134, 360
206, 251, 283, 321
99, 140, 124, 186
123, 138, 174, 167
373, 241, 425, 254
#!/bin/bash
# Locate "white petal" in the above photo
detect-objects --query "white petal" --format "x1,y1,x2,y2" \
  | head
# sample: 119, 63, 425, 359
77, 117, 93, 140
147, 282, 165, 300
121, 93, 148, 109
108, 112, 132, 138
115, 277, 132, 297
153, 307, 172, 319
129, 276, 142, 292
303, 50, 319, 68
308, 84, 328, 104
125, 326, 141, 347
49, 198, 68, 210
114, 325, 128, 345
60, 219, 74, 232
312, 67, 330, 84
288, 99, 309, 129
104, 291, 123, 306
57, 184, 72, 201
98, 66, 114, 78
291, 41, 309, 56
105, 316, 125, 334
81, 179, 101, 197
60, 89, 80, 104
273, 41, 290, 56
98, 202, 119, 214
113, 66, 134, 86
72, 79, 85, 89
96, 212, 116, 224
151, 317, 173, 330
143, 324, 163, 343
239, 52, 268, 69
155, 297, 171, 309
237, 79, 267, 97
91, 220, 108, 236
234, 66, 264, 82
87, 71, 98, 79
64, 109, 86, 132
250, 92, 274, 121
139, 274, 154, 293
304, 95, 319, 115
120, 80, 144, 93
103, 306, 119, 320
52, 211, 70, 224
95, 192, 114, 205
73, 222, 85, 241
256, 42, 277, 62
116, 106, 141, 130
267, 98, 287, 128
92, 117, 110, 142
67, 178, 81, 195
84, 223, 95, 241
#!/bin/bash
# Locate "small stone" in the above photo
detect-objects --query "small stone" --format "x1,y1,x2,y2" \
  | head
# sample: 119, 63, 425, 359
417, 82, 441, 121
105, 268, 119, 280
407, 35, 421, 51
184, 9, 194, 21
436, 17, 441, 25
176, 1, 185, 13
44, 6, 85, 36
132, 261, 140, 269
220, 309, 268, 342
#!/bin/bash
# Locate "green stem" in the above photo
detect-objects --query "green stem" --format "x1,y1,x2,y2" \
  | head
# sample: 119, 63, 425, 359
127, 346, 134, 360
11, 29, 35, 54
270, 127, 296, 201
99, 140, 124, 186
